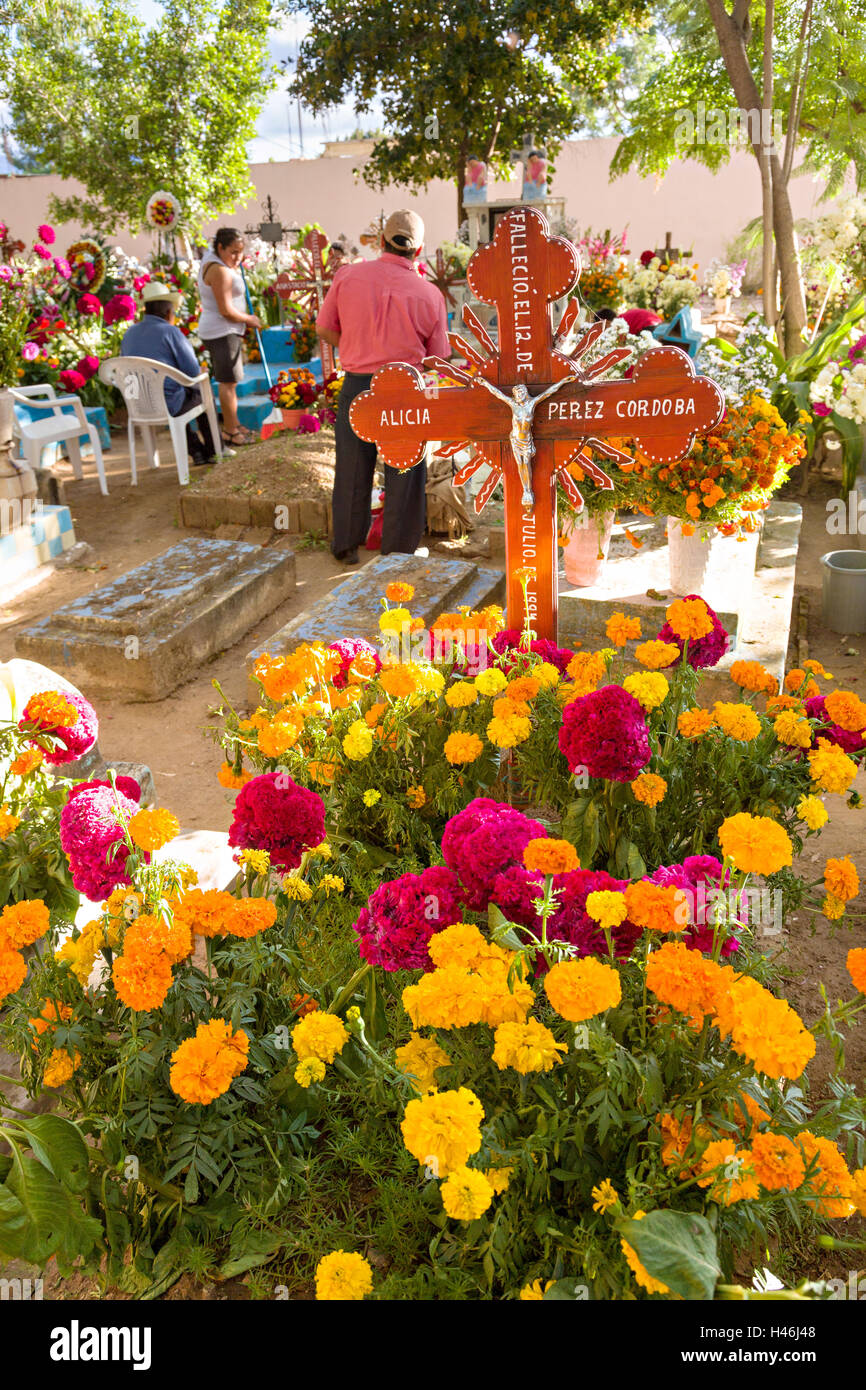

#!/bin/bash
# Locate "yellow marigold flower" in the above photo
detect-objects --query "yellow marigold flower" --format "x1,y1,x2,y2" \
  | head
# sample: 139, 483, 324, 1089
773, 709, 812, 748
127, 808, 180, 853
0, 948, 27, 1003
385, 581, 415, 602
292, 1012, 348, 1064
665, 597, 713, 641
824, 689, 866, 732
565, 650, 607, 694
635, 640, 680, 670
492, 1018, 566, 1074
475, 667, 508, 697
169, 1019, 248, 1104
544, 957, 622, 1022
623, 672, 669, 712
445, 680, 478, 708
718, 813, 793, 875
295, 1057, 326, 1088
406, 785, 427, 808
379, 606, 413, 632
822, 893, 846, 920
534, 661, 560, 688
318, 874, 345, 895
824, 855, 859, 902
444, 731, 484, 765
621, 1211, 670, 1295
283, 875, 313, 902
401, 1086, 484, 1176
796, 794, 828, 831
240, 848, 270, 875
487, 714, 531, 748
42, 1047, 81, 1089
591, 1179, 619, 1214
395, 1032, 451, 1094
852, 1167, 866, 1218
410, 664, 445, 698
342, 719, 374, 760
606, 612, 642, 646
0, 898, 50, 950
314, 1250, 373, 1301
677, 707, 715, 738
522, 837, 579, 876
441, 1165, 494, 1222
714, 974, 815, 1080
697, 1140, 760, 1205
751, 1133, 806, 1192
730, 660, 776, 695
520, 1279, 555, 1301
713, 701, 761, 742
486, 1167, 513, 1194
362, 789, 381, 806
311, 842, 333, 859
379, 664, 418, 698
427, 923, 488, 970
796, 1131, 855, 1218
0, 806, 21, 840
847, 947, 866, 995
585, 890, 628, 930
631, 773, 667, 807
10, 748, 43, 777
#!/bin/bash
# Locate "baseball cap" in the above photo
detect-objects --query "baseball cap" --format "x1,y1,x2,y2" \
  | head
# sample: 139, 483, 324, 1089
141, 280, 181, 308
383, 210, 424, 252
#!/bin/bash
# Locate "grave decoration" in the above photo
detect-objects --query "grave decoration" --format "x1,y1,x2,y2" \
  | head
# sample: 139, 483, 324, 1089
274, 229, 336, 379
350, 207, 724, 641
145, 190, 183, 264
463, 155, 488, 205
652, 305, 703, 359
510, 133, 548, 201
425, 247, 467, 309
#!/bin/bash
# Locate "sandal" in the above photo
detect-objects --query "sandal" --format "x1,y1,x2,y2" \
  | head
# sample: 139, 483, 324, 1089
223, 427, 256, 446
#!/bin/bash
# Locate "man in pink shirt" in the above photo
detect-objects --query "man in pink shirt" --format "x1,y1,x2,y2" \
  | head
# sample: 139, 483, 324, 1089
317, 209, 449, 564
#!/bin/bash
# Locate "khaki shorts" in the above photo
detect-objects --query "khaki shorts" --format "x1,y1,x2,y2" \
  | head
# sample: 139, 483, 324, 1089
201, 333, 244, 384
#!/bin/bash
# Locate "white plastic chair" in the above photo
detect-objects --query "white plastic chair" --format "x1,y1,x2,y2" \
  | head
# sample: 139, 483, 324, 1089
98, 356, 224, 487
10, 384, 108, 496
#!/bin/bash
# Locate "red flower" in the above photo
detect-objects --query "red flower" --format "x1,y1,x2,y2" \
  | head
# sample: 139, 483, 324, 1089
103, 293, 136, 326
77, 293, 103, 316
59, 369, 87, 392
558, 685, 650, 782
37, 223, 56, 245
75, 355, 100, 382
228, 772, 325, 872
353, 866, 464, 970
441, 798, 548, 911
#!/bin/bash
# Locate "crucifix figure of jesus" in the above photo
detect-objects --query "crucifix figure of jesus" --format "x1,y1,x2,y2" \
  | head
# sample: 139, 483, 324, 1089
473, 375, 578, 511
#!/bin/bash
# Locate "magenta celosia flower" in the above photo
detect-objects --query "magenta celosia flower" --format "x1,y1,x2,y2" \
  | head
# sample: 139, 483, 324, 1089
657, 595, 730, 670
558, 685, 650, 782
33, 243, 52, 261
805, 696, 866, 755
491, 629, 574, 675
133, 274, 150, 292
53, 257, 72, 280
328, 637, 381, 689
651, 858, 741, 956
59, 784, 142, 900
37, 223, 55, 245
544, 868, 641, 964
441, 798, 548, 911
20, 690, 98, 766
228, 772, 325, 871
67, 776, 141, 804
352, 865, 464, 970
103, 293, 136, 326
491, 863, 544, 928
296, 413, 321, 434
77, 293, 102, 316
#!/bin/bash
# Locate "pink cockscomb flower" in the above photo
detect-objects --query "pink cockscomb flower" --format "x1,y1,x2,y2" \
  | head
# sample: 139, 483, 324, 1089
60, 783, 142, 899
491, 629, 574, 675
21, 689, 98, 766
58, 369, 87, 392
559, 685, 650, 782
76, 355, 100, 381
657, 594, 730, 670
53, 257, 72, 280
228, 772, 325, 872
103, 293, 136, 326
328, 637, 381, 689
441, 798, 548, 911
33, 243, 52, 261
37, 223, 56, 245
352, 865, 464, 971
651, 858, 741, 957
133, 274, 151, 292
66, 776, 141, 805
77, 293, 102, 316
296, 413, 321, 434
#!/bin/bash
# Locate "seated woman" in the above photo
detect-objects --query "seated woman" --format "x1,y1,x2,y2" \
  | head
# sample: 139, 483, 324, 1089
197, 227, 263, 447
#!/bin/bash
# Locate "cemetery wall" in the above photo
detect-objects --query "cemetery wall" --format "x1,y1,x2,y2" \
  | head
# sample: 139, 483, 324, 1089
1, 135, 846, 269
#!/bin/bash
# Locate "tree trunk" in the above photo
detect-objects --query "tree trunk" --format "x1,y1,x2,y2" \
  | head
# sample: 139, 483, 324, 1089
705, 0, 808, 354
760, 0, 775, 326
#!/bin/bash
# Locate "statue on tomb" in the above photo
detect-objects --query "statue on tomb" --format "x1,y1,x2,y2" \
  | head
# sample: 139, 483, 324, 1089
510, 135, 549, 201
463, 155, 488, 205
472, 374, 579, 512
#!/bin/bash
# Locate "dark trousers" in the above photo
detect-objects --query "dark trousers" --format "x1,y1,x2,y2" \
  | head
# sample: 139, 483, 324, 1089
174, 386, 218, 461
332, 371, 427, 556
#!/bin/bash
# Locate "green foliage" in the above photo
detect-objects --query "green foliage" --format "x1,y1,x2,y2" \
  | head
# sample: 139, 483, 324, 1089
0, 1108, 102, 1268
1, 0, 278, 235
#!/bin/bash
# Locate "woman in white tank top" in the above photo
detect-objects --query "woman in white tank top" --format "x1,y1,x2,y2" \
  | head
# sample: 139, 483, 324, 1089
198, 228, 262, 445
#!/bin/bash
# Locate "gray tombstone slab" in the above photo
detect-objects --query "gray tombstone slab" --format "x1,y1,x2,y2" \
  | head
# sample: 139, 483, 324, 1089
16, 538, 296, 701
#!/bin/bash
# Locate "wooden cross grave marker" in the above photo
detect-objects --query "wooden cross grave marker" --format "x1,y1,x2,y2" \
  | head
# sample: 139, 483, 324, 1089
273, 229, 336, 379
425, 247, 466, 309
349, 207, 724, 641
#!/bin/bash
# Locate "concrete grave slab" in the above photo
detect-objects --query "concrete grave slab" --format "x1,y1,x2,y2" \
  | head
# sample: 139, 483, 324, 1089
248, 552, 505, 662
16, 538, 296, 701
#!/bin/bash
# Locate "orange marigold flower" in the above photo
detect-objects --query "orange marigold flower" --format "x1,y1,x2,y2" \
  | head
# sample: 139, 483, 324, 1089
379, 664, 418, 698
713, 702, 761, 742
635, 640, 681, 671
42, 1046, 81, 1089
714, 974, 815, 1079
630, 772, 667, 807
625, 880, 688, 933
677, 707, 715, 738
727, 1090, 771, 1134
847, 947, 866, 995
225, 898, 278, 939
522, 837, 579, 876
444, 731, 484, 765
731, 662, 776, 697
796, 1131, 855, 1218
22, 691, 79, 731
784, 668, 819, 698
385, 582, 415, 603
29, 999, 72, 1040
824, 690, 866, 733
172, 888, 236, 938
169, 1019, 249, 1105
697, 1139, 759, 1204
10, 748, 43, 776
543, 957, 621, 1022
112, 950, 173, 1012
0, 898, 50, 951
218, 761, 252, 789
751, 1133, 806, 1192
308, 760, 336, 785
803, 659, 832, 678
127, 808, 180, 853
0, 948, 27, 1003
605, 612, 642, 646
258, 718, 302, 759
645, 941, 728, 1023
665, 597, 713, 641
505, 675, 541, 703
292, 992, 319, 1017
765, 694, 804, 715
824, 856, 859, 903
124, 912, 192, 965
718, 813, 792, 875
565, 650, 607, 693
406, 785, 426, 809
